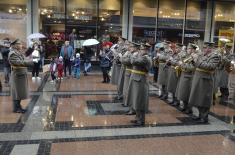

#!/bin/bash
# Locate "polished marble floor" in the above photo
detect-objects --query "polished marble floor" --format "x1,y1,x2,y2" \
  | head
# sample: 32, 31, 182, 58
0, 72, 235, 155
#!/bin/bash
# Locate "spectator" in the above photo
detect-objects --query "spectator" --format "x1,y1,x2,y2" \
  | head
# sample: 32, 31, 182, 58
73, 53, 81, 79
31, 42, 41, 80
57, 56, 64, 80
49, 57, 57, 83
0, 38, 11, 85
99, 43, 113, 83
83, 46, 93, 76
60, 40, 74, 77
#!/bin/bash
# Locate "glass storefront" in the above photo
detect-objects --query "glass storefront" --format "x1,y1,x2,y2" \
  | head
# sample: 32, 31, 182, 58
158, 0, 185, 43
99, 0, 122, 40
0, 0, 27, 44
1, 0, 235, 59
214, 1, 235, 50
184, 0, 207, 46
38, 0, 122, 57
132, 0, 157, 43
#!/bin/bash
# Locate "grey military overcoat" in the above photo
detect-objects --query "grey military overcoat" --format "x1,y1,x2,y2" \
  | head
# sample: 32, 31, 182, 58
176, 61, 195, 102
157, 51, 169, 86
8, 49, 33, 100
167, 54, 180, 94
111, 63, 121, 85
188, 52, 220, 108
126, 53, 151, 112
121, 51, 133, 106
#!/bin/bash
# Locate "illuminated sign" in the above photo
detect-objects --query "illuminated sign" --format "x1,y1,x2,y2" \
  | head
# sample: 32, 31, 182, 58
178, 33, 200, 38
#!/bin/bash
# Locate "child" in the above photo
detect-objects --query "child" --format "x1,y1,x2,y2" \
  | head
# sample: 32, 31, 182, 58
57, 56, 64, 80
49, 57, 57, 83
73, 53, 81, 79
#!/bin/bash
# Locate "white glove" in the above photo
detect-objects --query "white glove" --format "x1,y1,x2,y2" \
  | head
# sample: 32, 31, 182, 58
133, 52, 138, 56
33, 59, 38, 63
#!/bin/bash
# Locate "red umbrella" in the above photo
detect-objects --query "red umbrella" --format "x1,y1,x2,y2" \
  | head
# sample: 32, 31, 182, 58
102, 41, 113, 48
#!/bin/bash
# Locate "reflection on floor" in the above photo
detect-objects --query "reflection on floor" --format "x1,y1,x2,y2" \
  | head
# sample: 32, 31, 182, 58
0, 72, 235, 155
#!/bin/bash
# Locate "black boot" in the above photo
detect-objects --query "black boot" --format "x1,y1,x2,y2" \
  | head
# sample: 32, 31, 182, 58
13, 100, 27, 113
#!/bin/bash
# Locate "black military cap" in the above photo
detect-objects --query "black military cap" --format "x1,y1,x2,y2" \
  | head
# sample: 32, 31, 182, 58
129, 42, 140, 48
176, 43, 183, 47
133, 42, 140, 47
188, 43, 197, 50
164, 40, 171, 44
10, 39, 21, 46
140, 43, 151, 49
204, 41, 214, 47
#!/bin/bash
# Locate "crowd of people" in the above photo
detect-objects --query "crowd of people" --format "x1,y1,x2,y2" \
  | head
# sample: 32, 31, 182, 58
0, 34, 234, 121
102, 36, 234, 125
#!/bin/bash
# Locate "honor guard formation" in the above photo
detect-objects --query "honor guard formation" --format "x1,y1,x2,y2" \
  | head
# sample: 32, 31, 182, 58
109, 36, 234, 125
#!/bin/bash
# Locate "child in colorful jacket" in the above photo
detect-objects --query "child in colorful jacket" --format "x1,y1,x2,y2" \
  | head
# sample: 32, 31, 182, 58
57, 56, 64, 80
73, 53, 81, 79
49, 57, 57, 83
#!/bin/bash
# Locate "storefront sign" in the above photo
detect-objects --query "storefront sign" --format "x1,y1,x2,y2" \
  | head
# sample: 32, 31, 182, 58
178, 33, 200, 38
143, 30, 164, 38
50, 32, 65, 40
144, 30, 155, 37
76, 16, 92, 21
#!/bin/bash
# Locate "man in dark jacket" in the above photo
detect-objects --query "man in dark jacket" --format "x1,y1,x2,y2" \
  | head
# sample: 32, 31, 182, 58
60, 40, 74, 77
1, 39, 11, 85
99, 43, 113, 83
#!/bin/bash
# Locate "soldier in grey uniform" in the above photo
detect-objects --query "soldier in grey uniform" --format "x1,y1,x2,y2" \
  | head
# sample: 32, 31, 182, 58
110, 37, 126, 85
115, 40, 129, 100
8, 39, 34, 113
177, 44, 198, 114
128, 43, 152, 126
157, 41, 171, 100
217, 43, 233, 104
121, 42, 139, 109
166, 43, 182, 105
188, 42, 220, 123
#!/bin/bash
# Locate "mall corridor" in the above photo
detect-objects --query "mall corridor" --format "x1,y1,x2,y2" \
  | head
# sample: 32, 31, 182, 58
0, 72, 235, 155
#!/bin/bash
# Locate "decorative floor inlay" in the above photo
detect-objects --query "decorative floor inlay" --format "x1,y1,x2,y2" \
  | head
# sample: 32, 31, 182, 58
0, 72, 235, 155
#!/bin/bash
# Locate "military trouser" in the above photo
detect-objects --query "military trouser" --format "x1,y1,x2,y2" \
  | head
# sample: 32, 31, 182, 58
0, 80, 2, 91
220, 87, 229, 104
117, 80, 124, 99
153, 67, 158, 82
198, 107, 209, 120
171, 93, 179, 105
160, 85, 168, 99
13, 100, 22, 112
220, 87, 229, 97
136, 110, 145, 123
161, 85, 167, 95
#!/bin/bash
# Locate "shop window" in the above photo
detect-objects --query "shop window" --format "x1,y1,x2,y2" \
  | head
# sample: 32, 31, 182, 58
157, 0, 185, 43
132, 0, 157, 43
0, 0, 27, 44
214, 1, 235, 51
99, 0, 122, 42
184, 0, 207, 46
